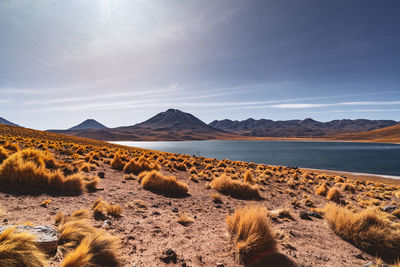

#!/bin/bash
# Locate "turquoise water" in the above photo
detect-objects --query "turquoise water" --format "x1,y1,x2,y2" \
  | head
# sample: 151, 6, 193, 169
111, 140, 400, 177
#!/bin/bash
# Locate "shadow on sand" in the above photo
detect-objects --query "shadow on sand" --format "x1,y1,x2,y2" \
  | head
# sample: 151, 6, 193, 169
245, 252, 297, 267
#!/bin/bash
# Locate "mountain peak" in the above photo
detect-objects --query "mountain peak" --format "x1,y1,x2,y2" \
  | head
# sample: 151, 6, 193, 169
69, 119, 108, 131
133, 109, 225, 134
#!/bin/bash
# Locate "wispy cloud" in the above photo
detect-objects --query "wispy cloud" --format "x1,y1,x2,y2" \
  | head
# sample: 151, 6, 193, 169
0, 98, 13, 104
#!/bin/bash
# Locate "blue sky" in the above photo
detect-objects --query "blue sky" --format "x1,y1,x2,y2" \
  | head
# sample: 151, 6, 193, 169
1, 0, 400, 130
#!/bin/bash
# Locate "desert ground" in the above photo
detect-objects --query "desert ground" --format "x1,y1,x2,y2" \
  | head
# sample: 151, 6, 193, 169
0, 124, 400, 267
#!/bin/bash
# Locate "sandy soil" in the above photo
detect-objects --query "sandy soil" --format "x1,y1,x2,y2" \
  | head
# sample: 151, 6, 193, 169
0, 157, 384, 267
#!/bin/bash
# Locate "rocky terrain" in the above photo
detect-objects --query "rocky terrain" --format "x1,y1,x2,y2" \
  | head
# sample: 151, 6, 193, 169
210, 118, 399, 138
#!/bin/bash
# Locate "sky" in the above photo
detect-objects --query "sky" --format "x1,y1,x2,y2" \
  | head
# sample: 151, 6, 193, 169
1, 0, 400, 130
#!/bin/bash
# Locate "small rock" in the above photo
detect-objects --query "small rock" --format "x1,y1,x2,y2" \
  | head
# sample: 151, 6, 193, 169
172, 208, 178, 213
354, 253, 364, 260
3, 218, 8, 223
97, 172, 105, 179
152, 211, 161, 216
160, 248, 178, 264
0, 225, 59, 253
216, 263, 224, 267
308, 212, 322, 219
383, 206, 398, 213
364, 261, 389, 267
299, 211, 312, 220
101, 220, 112, 229
197, 255, 203, 263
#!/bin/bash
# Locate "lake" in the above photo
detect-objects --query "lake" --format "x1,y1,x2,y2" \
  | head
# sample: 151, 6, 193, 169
111, 140, 400, 177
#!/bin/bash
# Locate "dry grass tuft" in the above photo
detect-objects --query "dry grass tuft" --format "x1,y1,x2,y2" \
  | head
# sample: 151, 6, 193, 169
123, 158, 159, 175
58, 210, 120, 267
92, 198, 123, 218
325, 203, 400, 260
61, 231, 120, 267
315, 182, 329, 196
106, 205, 123, 218
243, 170, 253, 184
341, 183, 356, 193
392, 209, 400, 219
61, 237, 92, 267
177, 214, 194, 226
0, 149, 84, 194
211, 193, 223, 204
327, 187, 341, 203
0, 226, 47, 267
0, 147, 9, 163
210, 174, 261, 200
140, 170, 189, 197
110, 152, 124, 171
84, 177, 99, 192
226, 206, 277, 263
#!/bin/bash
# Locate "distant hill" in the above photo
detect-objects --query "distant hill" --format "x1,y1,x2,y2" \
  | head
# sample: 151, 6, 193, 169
333, 124, 400, 143
69, 119, 108, 130
209, 118, 398, 138
49, 109, 235, 141
0, 117, 20, 127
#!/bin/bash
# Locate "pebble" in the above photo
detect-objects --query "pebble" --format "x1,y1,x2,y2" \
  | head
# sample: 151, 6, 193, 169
101, 220, 112, 229
299, 211, 312, 220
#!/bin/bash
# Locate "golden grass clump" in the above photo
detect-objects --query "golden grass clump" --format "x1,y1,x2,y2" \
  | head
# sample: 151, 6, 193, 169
341, 183, 356, 193
84, 176, 99, 192
211, 192, 223, 204
327, 187, 341, 203
226, 206, 277, 263
110, 152, 124, 171
57, 210, 120, 267
177, 214, 195, 226
3, 142, 19, 152
92, 198, 123, 218
210, 174, 261, 200
0, 226, 47, 267
123, 158, 159, 175
0, 146, 9, 163
0, 149, 84, 194
324, 203, 400, 260
61, 231, 120, 267
315, 182, 329, 196
243, 170, 253, 184
140, 170, 189, 197
392, 209, 400, 219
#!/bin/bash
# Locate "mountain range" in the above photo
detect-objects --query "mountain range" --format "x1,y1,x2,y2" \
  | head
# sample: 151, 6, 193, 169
209, 118, 398, 137
49, 109, 235, 141
48, 109, 400, 142
3, 109, 399, 142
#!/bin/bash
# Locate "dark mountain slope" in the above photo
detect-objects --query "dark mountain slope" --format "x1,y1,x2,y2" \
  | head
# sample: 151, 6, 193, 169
69, 119, 108, 130
0, 117, 20, 127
